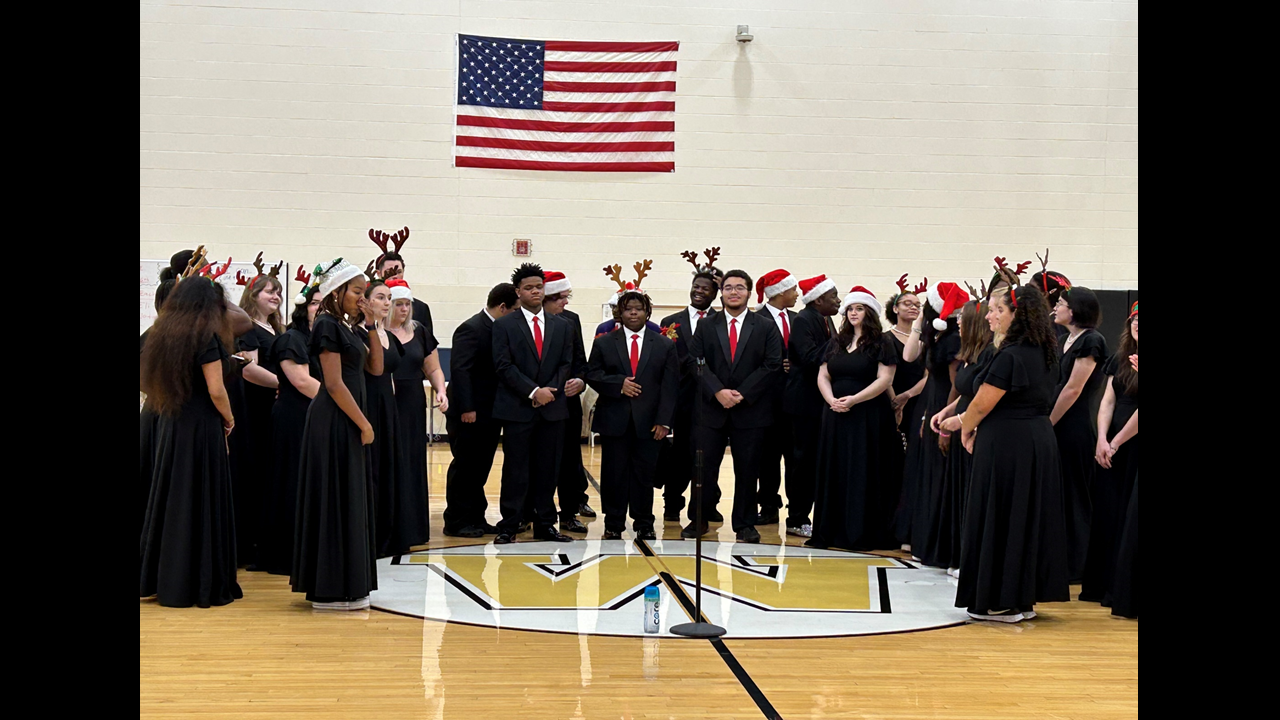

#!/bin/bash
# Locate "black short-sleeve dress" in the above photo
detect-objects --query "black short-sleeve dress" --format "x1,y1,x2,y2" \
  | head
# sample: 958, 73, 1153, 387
909, 326, 962, 565
357, 325, 419, 558
1081, 354, 1139, 604
258, 327, 315, 576
886, 331, 926, 544
291, 314, 376, 602
232, 322, 278, 568
1054, 329, 1108, 581
809, 335, 900, 551
955, 339, 1069, 615
391, 322, 438, 549
931, 343, 996, 571
140, 335, 243, 608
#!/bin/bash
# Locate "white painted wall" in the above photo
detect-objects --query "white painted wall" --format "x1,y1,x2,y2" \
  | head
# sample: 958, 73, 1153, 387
140, 0, 1138, 344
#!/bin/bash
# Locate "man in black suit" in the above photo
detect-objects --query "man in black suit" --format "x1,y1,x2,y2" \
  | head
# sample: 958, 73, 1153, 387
378, 252, 436, 343
683, 269, 784, 543
782, 275, 840, 538
656, 270, 721, 522
587, 291, 679, 540
442, 283, 518, 538
752, 269, 800, 527
541, 271, 595, 534
490, 264, 576, 544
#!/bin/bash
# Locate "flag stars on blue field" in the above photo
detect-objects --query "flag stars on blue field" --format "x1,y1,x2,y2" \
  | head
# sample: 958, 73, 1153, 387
458, 35, 545, 109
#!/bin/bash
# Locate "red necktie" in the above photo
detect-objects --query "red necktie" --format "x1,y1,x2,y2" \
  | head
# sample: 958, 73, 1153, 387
630, 334, 640, 376
532, 316, 543, 359
780, 312, 790, 347
729, 318, 738, 361
697, 311, 706, 320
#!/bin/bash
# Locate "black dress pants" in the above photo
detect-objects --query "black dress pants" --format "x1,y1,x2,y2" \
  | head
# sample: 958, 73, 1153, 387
443, 417, 501, 532
659, 406, 694, 513
755, 413, 795, 514
496, 418, 564, 534
600, 418, 660, 532
555, 405, 590, 519
786, 411, 821, 527
696, 420, 766, 532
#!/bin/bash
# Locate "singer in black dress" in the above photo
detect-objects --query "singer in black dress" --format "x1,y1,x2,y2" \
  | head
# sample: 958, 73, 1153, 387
955, 285, 1068, 621
934, 341, 995, 573
909, 315, 961, 565
1050, 288, 1107, 582
389, 310, 440, 550
809, 297, 899, 551
359, 280, 413, 558
1109, 475, 1139, 619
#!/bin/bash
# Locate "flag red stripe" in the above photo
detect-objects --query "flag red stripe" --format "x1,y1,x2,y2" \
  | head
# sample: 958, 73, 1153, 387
544, 41, 679, 53
542, 81, 677, 93
457, 137, 675, 153
457, 115, 675, 133
542, 101, 675, 112
456, 157, 674, 172
543, 61, 677, 73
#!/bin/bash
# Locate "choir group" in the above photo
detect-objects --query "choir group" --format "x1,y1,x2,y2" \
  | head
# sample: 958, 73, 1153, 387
140, 238, 1138, 625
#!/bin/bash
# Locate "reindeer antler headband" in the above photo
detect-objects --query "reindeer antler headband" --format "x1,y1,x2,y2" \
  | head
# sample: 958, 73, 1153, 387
369, 226, 410, 267
680, 247, 723, 283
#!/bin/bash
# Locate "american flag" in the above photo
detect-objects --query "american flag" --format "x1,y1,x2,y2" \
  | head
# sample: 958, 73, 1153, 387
454, 34, 678, 172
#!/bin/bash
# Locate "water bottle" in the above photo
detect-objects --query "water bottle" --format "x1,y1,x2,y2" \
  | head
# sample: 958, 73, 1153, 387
643, 585, 661, 634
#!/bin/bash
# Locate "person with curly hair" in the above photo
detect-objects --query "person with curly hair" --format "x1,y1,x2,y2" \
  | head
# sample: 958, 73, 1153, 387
140, 275, 242, 608
953, 284, 1069, 623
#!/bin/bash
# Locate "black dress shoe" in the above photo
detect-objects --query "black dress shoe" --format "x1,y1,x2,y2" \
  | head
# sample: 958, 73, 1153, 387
577, 503, 597, 518
663, 508, 682, 522
479, 522, 501, 535
736, 526, 761, 543
494, 532, 517, 545
560, 518, 588, 533
637, 528, 657, 541
757, 508, 780, 526
803, 537, 828, 549
533, 528, 575, 542
707, 509, 724, 523
443, 526, 484, 538
680, 522, 709, 539
602, 529, 623, 540
517, 521, 532, 533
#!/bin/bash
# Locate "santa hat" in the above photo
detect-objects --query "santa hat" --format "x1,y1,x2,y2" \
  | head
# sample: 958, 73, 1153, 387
925, 282, 970, 331
799, 274, 836, 305
316, 258, 363, 299
756, 269, 798, 303
839, 286, 882, 317
608, 281, 639, 307
1128, 301, 1138, 318
544, 271, 571, 296
387, 277, 412, 302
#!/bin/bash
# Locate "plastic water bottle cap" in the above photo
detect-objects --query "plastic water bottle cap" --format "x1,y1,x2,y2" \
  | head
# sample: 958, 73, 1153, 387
644, 586, 660, 600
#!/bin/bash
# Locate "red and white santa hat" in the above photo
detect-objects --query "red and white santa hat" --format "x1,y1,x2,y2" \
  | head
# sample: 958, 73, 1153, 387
756, 268, 798, 304
543, 271, 571, 296
798, 274, 837, 305
839, 285, 882, 317
386, 277, 412, 302
926, 282, 970, 331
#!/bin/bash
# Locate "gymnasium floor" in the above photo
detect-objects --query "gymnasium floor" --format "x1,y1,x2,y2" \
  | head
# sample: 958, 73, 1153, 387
139, 443, 1139, 719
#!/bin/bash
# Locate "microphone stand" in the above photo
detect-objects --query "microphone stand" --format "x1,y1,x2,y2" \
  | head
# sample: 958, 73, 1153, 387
671, 356, 726, 638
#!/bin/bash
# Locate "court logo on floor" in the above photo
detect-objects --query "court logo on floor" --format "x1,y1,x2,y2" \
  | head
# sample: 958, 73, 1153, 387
373, 541, 967, 637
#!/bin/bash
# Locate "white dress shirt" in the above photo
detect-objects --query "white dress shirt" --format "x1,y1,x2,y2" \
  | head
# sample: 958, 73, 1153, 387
625, 326, 644, 360
686, 305, 709, 336
762, 302, 789, 337
520, 305, 547, 399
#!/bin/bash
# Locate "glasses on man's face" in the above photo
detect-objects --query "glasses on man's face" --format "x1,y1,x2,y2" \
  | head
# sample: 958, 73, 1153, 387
722, 285, 749, 294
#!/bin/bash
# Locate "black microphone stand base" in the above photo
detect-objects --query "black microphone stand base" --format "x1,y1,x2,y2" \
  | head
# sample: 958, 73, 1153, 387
670, 620, 726, 638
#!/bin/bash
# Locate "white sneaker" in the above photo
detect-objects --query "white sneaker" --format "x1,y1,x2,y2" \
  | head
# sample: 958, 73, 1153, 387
1022, 609, 1036, 620
312, 600, 351, 611
967, 610, 1024, 624
786, 524, 813, 538
901, 544, 912, 552
350, 597, 371, 610
947, 567, 959, 578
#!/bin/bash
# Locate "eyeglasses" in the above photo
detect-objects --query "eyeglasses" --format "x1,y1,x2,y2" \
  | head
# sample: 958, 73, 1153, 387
722, 284, 749, 293
896, 301, 921, 309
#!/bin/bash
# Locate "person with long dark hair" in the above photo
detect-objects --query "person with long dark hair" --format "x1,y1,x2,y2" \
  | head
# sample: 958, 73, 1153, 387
807, 287, 898, 551
902, 282, 970, 566
1081, 302, 1138, 605
931, 300, 994, 576
259, 277, 322, 576
1050, 286, 1107, 582
141, 277, 178, 534
291, 259, 382, 610
386, 278, 444, 549
140, 274, 242, 608
884, 276, 927, 549
954, 284, 1069, 623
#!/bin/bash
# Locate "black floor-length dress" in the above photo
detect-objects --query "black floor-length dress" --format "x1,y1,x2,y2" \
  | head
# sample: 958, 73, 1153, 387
140, 335, 242, 608
259, 327, 317, 575
233, 322, 278, 568
955, 339, 1069, 614
1108, 475, 1138, 619
909, 328, 961, 564
1080, 355, 1138, 602
291, 314, 377, 602
886, 331, 926, 544
391, 322, 438, 550
359, 326, 413, 557
810, 337, 900, 551
140, 329, 157, 535
1053, 329, 1107, 581
224, 352, 252, 564
931, 344, 996, 570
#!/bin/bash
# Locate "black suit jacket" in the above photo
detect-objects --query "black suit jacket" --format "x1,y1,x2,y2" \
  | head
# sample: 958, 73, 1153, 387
658, 307, 719, 418
755, 306, 799, 409
586, 328, 679, 438
688, 309, 784, 429
446, 310, 498, 423
557, 309, 589, 420
491, 309, 573, 423
783, 306, 837, 416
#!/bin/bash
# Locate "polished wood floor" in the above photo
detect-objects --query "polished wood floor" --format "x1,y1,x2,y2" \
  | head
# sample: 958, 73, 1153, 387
140, 444, 1138, 719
